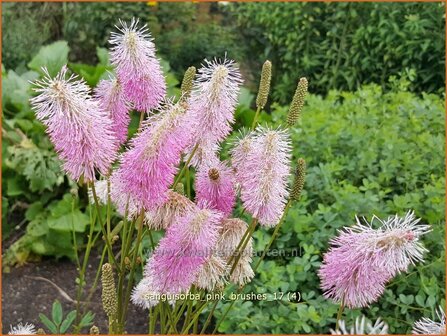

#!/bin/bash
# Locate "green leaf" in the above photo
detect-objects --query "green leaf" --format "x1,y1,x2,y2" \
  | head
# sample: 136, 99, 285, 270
96, 47, 109, 65
39, 313, 58, 334
79, 311, 95, 328
28, 41, 70, 77
60, 310, 76, 334
52, 300, 63, 326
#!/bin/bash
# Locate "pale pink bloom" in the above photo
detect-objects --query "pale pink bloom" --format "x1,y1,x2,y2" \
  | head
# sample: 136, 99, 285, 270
145, 190, 196, 230
196, 160, 236, 217
217, 218, 254, 286
319, 211, 430, 308
131, 276, 176, 309
109, 18, 166, 112
413, 306, 446, 335
95, 76, 131, 145
230, 131, 254, 181
30, 66, 117, 182
146, 208, 223, 293
234, 126, 292, 227
195, 255, 228, 291
186, 58, 242, 163
111, 100, 192, 211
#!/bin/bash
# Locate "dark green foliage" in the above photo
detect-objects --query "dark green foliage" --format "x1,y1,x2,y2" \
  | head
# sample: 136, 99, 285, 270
39, 300, 94, 334
227, 2, 445, 102
214, 83, 445, 333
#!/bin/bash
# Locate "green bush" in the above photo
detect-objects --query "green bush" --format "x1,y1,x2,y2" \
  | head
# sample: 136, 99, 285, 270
213, 83, 445, 333
227, 2, 445, 102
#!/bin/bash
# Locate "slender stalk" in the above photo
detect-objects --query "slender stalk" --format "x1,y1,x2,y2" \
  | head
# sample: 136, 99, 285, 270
213, 201, 293, 334
251, 106, 261, 129
199, 299, 219, 335
230, 218, 258, 275
90, 183, 120, 271
121, 211, 145, 326
335, 296, 346, 332
253, 200, 291, 272
173, 143, 199, 189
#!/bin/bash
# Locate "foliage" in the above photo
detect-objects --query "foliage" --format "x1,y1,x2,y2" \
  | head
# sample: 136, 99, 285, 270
213, 83, 445, 333
39, 300, 94, 334
227, 2, 445, 102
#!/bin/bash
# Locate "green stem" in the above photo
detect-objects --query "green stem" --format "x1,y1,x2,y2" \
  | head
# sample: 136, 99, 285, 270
230, 218, 258, 275
251, 106, 262, 129
335, 296, 346, 332
253, 200, 291, 272
90, 183, 120, 271
121, 211, 145, 327
173, 143, 199, 189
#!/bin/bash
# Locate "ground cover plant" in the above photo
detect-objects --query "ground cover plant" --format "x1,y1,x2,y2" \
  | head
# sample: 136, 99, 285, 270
2, 12, 445, 336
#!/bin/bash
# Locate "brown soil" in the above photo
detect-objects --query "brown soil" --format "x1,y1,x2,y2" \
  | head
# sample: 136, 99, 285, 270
2, 250, 149, 334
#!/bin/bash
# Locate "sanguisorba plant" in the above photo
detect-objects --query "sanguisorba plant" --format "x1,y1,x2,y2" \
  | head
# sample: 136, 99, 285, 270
29, 18, 308, 334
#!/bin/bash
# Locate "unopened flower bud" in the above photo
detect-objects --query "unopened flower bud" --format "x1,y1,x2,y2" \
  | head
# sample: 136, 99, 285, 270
181, 66, 196, 99
101, 263, 118, 319
290, 158, 306, 201
174, 182, 185, 195
37, 328, 46, 334
287, 77, 308, 127
89, 326, 100, 335
256, 60, 272, 109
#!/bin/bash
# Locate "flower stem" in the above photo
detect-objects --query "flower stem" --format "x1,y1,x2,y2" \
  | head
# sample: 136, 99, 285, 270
335, 296, 346, 332
253, 200, 291, 272
173, 143, 199, 189
251, 106, 262, 130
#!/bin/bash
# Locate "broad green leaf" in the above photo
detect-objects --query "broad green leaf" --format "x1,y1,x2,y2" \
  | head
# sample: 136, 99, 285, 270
28, 41, 70, 77
52, 300, 63, 326
60, 310, 76, 333
39, 313, 58, 334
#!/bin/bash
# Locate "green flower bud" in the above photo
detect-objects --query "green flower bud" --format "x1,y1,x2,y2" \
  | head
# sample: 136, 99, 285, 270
181, 66, 196, 99
256, 60, 272, 109
290, 158, 306, 201
287, 77, 308, 127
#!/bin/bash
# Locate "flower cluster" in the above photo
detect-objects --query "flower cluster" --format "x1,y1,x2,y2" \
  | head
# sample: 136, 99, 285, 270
319, 211, 430, 308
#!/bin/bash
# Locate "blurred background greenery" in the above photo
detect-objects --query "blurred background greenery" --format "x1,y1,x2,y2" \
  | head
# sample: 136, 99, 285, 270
2, 1, 445, 334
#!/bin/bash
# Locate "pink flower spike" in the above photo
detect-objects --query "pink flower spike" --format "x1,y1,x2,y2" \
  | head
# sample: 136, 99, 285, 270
30, 66, 118, 182
111, 100, 192, 211
146, 208, 223, 294
185, 58, 242, 162
234, 126, 292, 227
318, 211, 430, 308
196, 159, 236, 217
95, 76, 131, 145
109, 18, 166, 112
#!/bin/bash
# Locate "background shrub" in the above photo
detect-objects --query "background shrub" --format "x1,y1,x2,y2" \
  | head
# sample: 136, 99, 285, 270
226, 2, 445, 102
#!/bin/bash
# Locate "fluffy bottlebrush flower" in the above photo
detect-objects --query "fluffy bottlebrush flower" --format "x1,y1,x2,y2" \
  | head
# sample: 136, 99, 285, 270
111, 100, 192, 211
146, 208, 223, 293
145, 190, 196, 230
319, 211, 430, 308
194, 255, 229, 291
95, 76, 131, 145
413, 306, 446, 335
196, 160, 236, 217
330, 316, 389, 335
109, 18, 166, 112
230, 131, 254, 180
30, 66, 118, 182
9, 323, 36, 335
131, 276, 175, 309
217, 218, 254, 286
233, 126, 292, 227
186, 58, 242, 163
